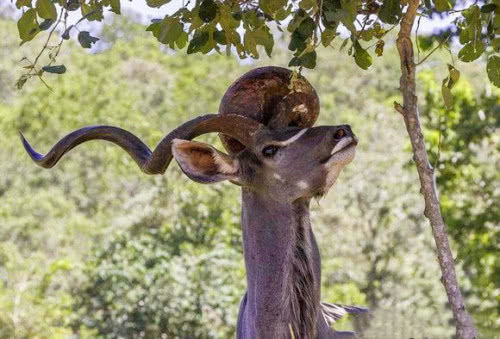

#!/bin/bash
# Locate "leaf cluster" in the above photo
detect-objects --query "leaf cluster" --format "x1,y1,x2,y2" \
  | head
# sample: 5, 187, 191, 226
13, 0, 500, 89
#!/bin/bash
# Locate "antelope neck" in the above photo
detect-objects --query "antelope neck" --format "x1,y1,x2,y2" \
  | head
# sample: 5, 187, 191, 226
240, 189, 321, 338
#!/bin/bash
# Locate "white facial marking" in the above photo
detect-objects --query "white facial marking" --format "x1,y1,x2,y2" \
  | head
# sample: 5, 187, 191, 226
297, 180, 309, 189
278, 128, 309, 146
325, 139, 356, 168
324, 164, 344, 190
330, 137, 353, 155
273, 173, 285, 182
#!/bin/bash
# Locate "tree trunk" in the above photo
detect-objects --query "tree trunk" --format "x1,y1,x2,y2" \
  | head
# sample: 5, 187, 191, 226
394, 1, 478, 338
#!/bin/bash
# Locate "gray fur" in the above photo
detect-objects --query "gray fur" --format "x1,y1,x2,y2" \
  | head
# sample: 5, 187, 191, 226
172, 125, 362, 338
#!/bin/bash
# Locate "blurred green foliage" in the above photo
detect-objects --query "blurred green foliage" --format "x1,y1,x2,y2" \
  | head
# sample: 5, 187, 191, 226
419, 71, 500, 336
0, 12, 498, 339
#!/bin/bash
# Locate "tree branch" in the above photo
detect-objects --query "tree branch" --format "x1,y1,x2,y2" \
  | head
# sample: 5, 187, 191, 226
395, 1, 478, 338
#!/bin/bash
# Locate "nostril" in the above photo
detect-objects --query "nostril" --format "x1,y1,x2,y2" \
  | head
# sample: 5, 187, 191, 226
334, 129, 346, 139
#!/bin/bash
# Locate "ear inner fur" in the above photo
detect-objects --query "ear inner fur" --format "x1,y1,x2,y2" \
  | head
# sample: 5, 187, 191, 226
171, 139, 238, 181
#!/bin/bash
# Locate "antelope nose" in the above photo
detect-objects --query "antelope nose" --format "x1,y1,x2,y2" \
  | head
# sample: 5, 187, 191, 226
333, 125, 354, 140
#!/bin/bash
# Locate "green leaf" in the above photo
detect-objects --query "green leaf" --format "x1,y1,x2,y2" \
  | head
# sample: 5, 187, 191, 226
321, 7, 338, 29
353, 41, 372, 70
458, 41, 485, 62
321, 29, 336, 47
17, 8, 40, 42
373, 23, 385, 39
199, 0, 217, 23
253, 27, 274, 57
42, 65, 66, 74
39, 18, 54, 31
418, 36, 434, 51
150, 18, 183, 45
288, 51, 317, 69
299, 0, 316, 11
213, 30, 227, 45
434, 0, 452, 12
260, 0, 287, 16
379, 0, 401, 24
441, 78, 453, 109
16, 74, 29, 89
360, 29, 374, 41
244, 31, 258, 57
36, 0, 57, 20
459, 26, 471, 44
287, 9, 307, 33
81, 3, 104, 21
375, 40, 385, 57
187, 31, 209, 54
300, 51, 316, 69
440, 64, 460, 109
65, 0, 80, 11
219, 3, 240, 31
486, 55, 500, 87
288, 31, 307, 52
447, 64, 460, 86
109, 0, 120, 14
480, 4, 497, 13
335, 8, 356, 33
463, 5, 480, 25
339, 38, 349, 51
16, 0, 32, 9
146, 0, 171, 8
339, 0, 357, 32
494, 14, 500, 29
78, 31, 99, 49
296, 17, 316, 38
176, 31, 189, 49
492, 38, 500, 51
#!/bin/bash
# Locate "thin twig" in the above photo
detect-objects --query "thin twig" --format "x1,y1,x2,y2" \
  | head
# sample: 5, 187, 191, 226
48, 10, 68, 66
380, 23, 398, 38
37, 73, 52, 90
74, 9, 97, 26
393, 101, 405, 115
355, 16, 369, 41
415, 35, 451, 66
31, 8, 64, 71
415, 14, 422, 63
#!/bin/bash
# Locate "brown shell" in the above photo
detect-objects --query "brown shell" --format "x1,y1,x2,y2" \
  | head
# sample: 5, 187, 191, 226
218, 66, 320, 153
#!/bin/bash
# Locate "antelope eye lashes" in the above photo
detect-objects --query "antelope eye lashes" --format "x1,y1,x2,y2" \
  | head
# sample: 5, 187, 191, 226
262, 145, 279, 157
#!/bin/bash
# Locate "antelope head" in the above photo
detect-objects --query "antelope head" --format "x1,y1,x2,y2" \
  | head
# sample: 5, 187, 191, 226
172, 124, 356, 202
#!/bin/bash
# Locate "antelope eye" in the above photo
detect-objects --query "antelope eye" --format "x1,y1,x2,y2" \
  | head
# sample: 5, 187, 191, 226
334, 129, 346, 139
262, 145, 279, 157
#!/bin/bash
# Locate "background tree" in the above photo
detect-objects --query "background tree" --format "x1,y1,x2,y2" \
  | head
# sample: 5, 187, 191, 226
4, 0, 500, 337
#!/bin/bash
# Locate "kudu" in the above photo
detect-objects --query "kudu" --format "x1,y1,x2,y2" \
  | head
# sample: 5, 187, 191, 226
21, 67, 366, 338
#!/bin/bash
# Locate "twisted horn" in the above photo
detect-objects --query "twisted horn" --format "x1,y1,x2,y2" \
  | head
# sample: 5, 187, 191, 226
218, 66, 320, 154
20, 114, 264, 174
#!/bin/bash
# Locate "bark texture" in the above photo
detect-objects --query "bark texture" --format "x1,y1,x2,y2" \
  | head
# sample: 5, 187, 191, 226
394, 1, 478, 338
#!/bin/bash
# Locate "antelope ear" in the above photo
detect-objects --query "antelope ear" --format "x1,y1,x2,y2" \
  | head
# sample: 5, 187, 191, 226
171, 139, 240, 184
